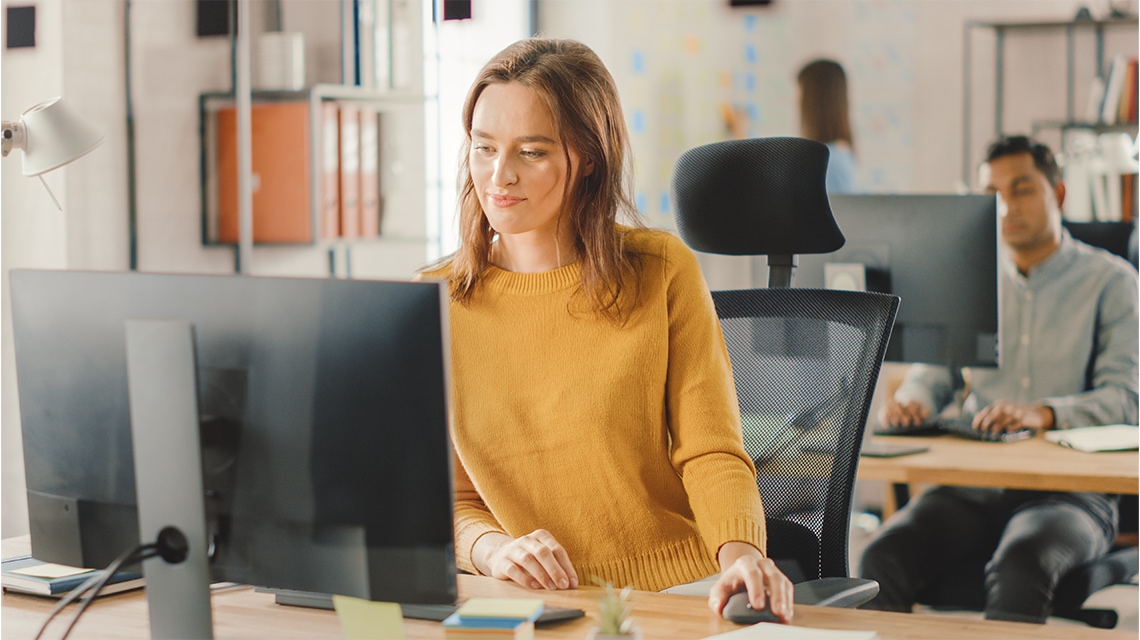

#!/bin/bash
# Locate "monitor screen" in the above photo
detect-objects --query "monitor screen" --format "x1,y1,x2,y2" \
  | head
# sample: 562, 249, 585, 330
790, 194, 1000, 369
10, 269, 457, 604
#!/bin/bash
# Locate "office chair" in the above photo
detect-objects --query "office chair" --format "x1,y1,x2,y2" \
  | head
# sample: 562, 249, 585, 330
672, 137, 900, 608
1062, 219, 1138, 269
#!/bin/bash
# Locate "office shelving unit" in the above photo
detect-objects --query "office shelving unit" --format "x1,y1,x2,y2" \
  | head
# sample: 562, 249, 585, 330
197, 0, 438, 277
961, 16, 1138, 183
199, 86, 426, 245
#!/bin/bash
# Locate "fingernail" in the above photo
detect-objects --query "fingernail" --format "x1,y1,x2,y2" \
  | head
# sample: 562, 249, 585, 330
559, 579, 568, 589
570, 578, 578, 588
530, 580, 541, 589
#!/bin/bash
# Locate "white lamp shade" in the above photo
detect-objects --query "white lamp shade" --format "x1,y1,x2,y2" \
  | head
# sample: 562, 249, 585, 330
19, 97, 105, 176
1098, 132, 1140, 174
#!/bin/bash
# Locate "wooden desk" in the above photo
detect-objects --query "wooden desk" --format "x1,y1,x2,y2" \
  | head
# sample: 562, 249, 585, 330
3, 572, 1134, 639
2, 533, 1132, 640
857, 434, 1139, 495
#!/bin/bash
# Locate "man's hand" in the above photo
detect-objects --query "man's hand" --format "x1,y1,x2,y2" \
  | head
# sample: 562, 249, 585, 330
473, 530, 578, 590
974, 401, 1055, 433
880, 399, 930, 428
708, 542, 793, 623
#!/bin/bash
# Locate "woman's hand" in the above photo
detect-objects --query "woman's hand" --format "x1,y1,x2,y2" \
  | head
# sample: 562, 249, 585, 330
708, 542, 794, 623
473, 529, 578, 590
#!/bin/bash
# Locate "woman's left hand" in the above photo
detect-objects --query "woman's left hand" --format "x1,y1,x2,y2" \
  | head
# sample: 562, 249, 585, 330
708, 542, 794, 623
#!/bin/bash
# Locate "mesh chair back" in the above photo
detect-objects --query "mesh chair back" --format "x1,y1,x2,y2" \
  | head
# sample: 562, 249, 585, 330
713, 287, 898, 582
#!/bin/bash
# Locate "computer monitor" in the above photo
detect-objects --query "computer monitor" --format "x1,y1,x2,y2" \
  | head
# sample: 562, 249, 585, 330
790, 194, 1000, 369
10, 270, 458, 609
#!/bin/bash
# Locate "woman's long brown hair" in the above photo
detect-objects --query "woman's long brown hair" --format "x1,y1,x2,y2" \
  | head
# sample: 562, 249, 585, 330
444, 38, 644, 322
797, 58, 854, 152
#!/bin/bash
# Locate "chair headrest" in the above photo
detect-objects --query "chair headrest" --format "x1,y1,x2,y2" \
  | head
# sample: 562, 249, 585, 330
671, 137, 845, 256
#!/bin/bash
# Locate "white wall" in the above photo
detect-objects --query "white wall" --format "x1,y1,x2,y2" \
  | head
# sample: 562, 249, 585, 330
2, 0, 69, 542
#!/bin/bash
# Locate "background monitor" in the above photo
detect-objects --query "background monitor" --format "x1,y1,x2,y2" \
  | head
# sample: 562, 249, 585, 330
10, 269, 457, 604
790, 194, 1000, 370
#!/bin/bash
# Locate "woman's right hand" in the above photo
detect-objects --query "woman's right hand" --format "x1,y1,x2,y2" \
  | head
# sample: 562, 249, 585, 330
474, 529, 578, 590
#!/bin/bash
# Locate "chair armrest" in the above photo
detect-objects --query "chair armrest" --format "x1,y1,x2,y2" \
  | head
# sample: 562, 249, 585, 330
793, 577, 879, 608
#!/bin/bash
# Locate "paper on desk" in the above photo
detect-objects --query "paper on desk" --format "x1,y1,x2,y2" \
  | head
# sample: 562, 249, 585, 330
703, 622, 878, 640
1045, 424, 1140, 453
332, 594, 405, 639
9, 562, 94, 579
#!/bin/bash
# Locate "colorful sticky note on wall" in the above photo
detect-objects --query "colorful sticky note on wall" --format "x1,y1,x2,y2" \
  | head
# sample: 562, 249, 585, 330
631, 110, 646, 134
632, 51, 646, 75
333, 594, 406, 639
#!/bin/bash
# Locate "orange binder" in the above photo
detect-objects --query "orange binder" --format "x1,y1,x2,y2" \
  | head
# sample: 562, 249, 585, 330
359, 108, 382, 237
1119, 58, 1137, 124
338, 103, 361, 239
216, 101, 312, 243
320, 101, 341, 239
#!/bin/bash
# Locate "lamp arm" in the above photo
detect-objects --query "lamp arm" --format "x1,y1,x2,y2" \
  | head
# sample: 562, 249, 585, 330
2, 120, 27, 157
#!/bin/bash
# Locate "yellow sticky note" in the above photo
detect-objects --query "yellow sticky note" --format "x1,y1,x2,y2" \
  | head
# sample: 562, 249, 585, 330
10, 563, 94, 579
332, 594, 405, 640
455, 597, 544, 620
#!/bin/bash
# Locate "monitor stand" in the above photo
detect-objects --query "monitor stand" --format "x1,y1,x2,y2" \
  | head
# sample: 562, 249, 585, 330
125, 320, 214, 639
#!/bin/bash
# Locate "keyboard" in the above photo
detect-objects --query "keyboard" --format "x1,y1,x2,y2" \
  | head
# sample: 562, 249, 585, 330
258, 587, 586, 625
875, 416, 1034, 443
873, 423, 942, 437
936, 416, 1034, 442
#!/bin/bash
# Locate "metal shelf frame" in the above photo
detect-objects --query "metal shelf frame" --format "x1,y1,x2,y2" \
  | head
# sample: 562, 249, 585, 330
962, 17, 1139, 183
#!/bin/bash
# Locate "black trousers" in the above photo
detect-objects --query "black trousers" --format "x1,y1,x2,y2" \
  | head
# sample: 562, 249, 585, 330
859, 486, 1118, 623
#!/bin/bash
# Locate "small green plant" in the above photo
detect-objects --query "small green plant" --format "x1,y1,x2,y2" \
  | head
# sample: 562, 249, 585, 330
593, 576, 635, 636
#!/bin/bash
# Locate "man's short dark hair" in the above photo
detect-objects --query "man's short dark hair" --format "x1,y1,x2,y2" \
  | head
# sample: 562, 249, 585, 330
984, 135, 1062, 187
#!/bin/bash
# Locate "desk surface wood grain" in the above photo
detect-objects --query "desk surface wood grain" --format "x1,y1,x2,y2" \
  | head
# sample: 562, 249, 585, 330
3, 539, 1134, 640
857, 433, 1139, 494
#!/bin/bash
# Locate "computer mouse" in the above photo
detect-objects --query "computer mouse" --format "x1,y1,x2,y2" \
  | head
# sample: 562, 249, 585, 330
722, 591, 780, 624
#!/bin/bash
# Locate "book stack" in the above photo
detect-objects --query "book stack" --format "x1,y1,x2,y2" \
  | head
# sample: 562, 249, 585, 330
442, 598, 544, 640
1, 555, 144, 598
1098, 55, 1139, 126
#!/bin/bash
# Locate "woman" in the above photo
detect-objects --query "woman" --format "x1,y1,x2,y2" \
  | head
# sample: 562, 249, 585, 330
421, 38, 792, 621
797, 58, 859, 193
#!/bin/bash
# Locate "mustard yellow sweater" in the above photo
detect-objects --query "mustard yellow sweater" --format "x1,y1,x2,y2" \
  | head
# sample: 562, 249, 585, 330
424, 228, 766, 591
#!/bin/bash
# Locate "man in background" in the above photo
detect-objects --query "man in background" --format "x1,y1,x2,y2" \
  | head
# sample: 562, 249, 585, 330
859, 135, 1139, 623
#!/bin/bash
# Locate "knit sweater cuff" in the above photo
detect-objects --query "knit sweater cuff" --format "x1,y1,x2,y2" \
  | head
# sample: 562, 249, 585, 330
711, 517, 768, 559
455, 520, 507, 576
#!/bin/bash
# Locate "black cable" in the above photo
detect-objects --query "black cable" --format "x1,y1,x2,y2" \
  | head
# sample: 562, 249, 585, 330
59, 546, 159, 640
34, 543, 157, 640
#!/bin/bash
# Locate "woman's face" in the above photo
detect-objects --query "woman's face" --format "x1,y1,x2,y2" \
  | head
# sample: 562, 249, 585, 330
469, 81, 583, 243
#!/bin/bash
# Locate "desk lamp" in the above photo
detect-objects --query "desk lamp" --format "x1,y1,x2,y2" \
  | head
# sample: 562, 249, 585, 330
2, 96, 105, 209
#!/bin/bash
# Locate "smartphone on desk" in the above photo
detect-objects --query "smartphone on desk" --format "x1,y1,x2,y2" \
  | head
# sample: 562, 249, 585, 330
861, 441, 930, 458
